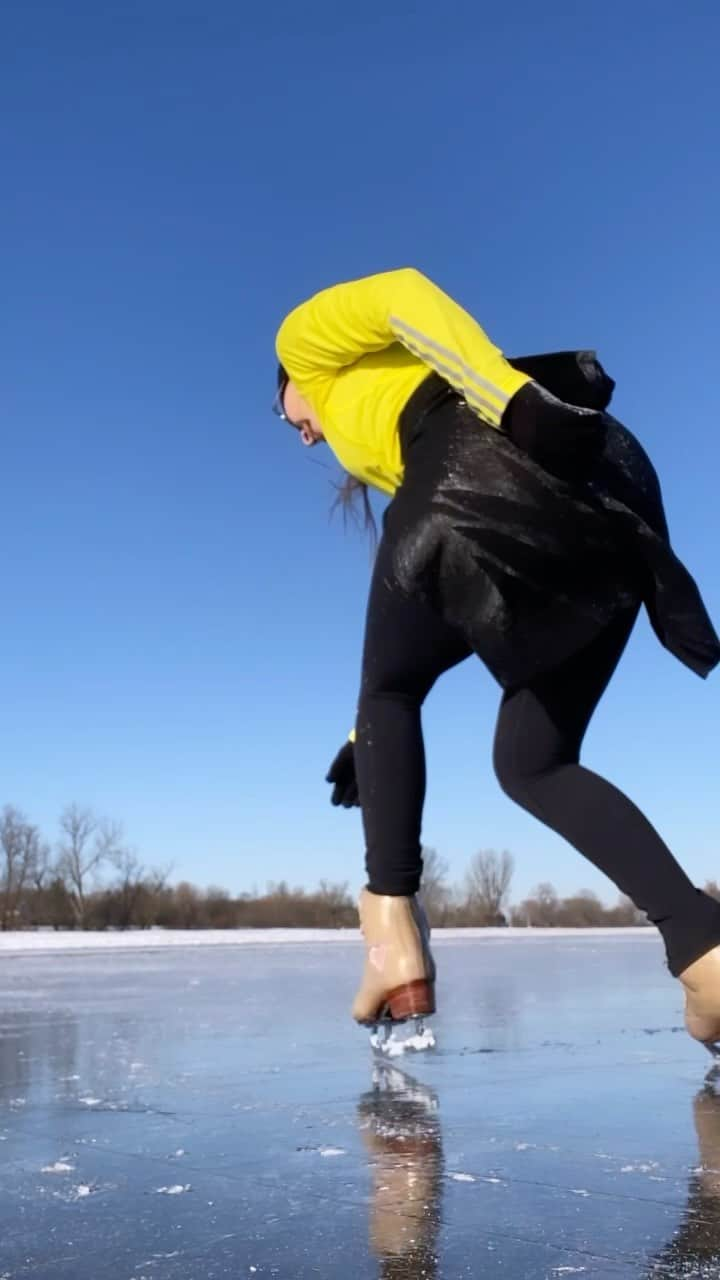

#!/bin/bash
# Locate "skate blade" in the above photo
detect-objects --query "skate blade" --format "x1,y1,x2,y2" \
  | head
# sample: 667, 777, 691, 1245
370, 1016, 436, 1058
704, 1042, 720, 1082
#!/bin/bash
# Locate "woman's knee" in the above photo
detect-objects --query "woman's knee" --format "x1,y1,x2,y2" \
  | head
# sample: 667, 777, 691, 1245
492, 732, 530, 802
492, 696, 577, 802
493, 739, 556, 816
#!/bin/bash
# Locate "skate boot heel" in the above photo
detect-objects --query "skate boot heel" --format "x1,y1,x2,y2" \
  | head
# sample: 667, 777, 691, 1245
680, 944, 720, 1050
385, 979, 435, 1022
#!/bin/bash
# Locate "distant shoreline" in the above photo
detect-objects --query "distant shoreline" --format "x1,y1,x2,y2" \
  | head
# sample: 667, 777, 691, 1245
0, 925, 656, 955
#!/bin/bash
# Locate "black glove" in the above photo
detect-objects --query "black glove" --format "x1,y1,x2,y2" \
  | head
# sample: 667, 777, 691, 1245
326, 740, 360, 808
504, 380, 608, 482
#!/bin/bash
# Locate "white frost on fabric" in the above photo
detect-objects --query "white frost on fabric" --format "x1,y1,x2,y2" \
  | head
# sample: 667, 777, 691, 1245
0, 926, 655, 954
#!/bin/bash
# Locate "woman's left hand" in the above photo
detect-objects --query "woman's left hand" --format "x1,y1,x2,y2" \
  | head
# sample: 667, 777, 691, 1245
325, 741, 360, 808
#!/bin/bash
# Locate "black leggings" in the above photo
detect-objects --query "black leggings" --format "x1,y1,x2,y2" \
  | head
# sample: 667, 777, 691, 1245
355, 536, 720, 976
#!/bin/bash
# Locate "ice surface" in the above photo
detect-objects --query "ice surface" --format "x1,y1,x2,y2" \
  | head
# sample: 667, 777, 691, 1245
1, 933, 719, 1278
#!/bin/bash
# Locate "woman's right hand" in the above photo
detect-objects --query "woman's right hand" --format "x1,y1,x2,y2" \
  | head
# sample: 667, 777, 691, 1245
326, 740, 360, 808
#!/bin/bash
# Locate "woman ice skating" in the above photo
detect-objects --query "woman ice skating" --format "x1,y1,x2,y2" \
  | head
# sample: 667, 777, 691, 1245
273, 268, 720, 1051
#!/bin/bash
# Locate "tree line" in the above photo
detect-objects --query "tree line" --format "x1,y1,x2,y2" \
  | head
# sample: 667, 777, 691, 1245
2, 804, 718, 932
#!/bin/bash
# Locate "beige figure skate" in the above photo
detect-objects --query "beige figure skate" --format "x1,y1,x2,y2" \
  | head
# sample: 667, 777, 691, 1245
680, 945, 720, 1059
353, 889, 436, 1052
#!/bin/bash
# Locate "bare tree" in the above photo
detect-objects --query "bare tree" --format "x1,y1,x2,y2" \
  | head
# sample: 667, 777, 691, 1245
315, 880, 356, 927
0, 807, 45, 931
465, 849, 514, 923
608, 894, 647, 926
510, 881, 559, 926
108, 850, 171, 929
30, 838, 50, 893
56, 805, 125, 928
420, 847, 451, 923
556, 889, 605, 927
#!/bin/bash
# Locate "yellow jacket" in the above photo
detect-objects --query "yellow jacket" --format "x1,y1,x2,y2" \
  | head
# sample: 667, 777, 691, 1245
275, 268, 530, 495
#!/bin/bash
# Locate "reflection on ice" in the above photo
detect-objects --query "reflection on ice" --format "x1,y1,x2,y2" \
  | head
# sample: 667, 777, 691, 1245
646, 1075, 720, 1276
358, 1060, 443, 1278
357, 1065, 720, 1280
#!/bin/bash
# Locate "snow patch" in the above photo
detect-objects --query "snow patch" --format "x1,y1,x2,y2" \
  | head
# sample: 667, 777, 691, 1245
319, 1147, 346, 1158
0, 925, 655, 954
449, 1172, 476, 1183
41, 1161, 75, 1174
155, 1184, 191, 1195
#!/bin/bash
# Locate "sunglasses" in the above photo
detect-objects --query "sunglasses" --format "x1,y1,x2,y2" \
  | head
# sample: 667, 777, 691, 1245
271, 377, 301, 429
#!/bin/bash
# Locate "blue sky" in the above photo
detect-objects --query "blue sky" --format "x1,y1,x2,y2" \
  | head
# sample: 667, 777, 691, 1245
3, 0, 719, 906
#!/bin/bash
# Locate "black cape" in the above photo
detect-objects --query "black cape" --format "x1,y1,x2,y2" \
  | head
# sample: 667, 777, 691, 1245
388, 358, 720, 688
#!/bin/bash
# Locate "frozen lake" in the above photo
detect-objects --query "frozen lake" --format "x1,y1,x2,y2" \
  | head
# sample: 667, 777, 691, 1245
1, 932, 719, 1278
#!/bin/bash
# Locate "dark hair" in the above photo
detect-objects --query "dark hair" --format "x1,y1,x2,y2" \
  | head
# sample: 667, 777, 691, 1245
331, 474, 377, 545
